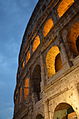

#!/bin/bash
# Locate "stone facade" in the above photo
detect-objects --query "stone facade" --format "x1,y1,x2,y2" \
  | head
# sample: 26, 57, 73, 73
13, 0, 79, 119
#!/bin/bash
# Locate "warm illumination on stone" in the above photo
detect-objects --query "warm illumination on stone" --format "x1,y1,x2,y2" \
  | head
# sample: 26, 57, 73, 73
43, 18, 54, 37
24, 78, 29, 99
57, 0, 74, 17
26, 51, 30, 63
68, 22, 79, 55
46, 46, 61, 78
32, 36, 40, 52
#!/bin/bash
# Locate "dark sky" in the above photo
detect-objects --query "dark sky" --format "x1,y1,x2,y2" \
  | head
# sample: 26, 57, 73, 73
0, 0, 38, 118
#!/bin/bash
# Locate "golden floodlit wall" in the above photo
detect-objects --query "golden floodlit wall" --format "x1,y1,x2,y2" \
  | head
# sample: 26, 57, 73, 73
24, 78, 29, 99
32, 36, 40, 52
68, 22, 79, 55
57, 0, 74, 17
43, 18, 54, 37
46, 46, 60, 78
26, 51, 30, 63
13, 0, 79, 119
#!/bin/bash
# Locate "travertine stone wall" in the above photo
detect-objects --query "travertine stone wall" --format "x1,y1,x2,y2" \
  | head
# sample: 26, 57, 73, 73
13, 0, 79, 119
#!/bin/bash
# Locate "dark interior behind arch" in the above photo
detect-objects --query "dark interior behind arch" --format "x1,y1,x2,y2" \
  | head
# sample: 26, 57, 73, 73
32, 65, 41, 102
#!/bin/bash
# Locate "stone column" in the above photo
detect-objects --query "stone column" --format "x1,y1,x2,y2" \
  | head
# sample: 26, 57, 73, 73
44, 101, 50, 119
40, 55, 46, 92
58, 33, 72, 71
51, 8, 58, 24
62, 29, 74, 62
38, 30, 44, 44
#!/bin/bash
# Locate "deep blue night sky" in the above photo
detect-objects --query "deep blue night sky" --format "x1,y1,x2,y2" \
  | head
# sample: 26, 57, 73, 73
0, 0, 38, 118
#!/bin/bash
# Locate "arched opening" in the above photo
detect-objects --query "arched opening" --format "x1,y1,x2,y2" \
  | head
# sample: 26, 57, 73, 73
36, 114, 44, 119
32, 36, 40, 52
32, 65, 41, 102
43, 18, 54, 37
26, 50, 30, 63
57, 0, 74, 17
53, 103, 77, 119
24, 78, 29, 99
68, 22, 79, 57
46, 46, 62, 78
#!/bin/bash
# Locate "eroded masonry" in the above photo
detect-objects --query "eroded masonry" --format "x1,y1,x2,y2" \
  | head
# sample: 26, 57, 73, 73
13, 0, 79, 119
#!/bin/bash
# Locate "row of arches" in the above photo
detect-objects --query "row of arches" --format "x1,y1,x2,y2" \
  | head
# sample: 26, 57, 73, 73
22, 0, 75, 67
21, 20, 79, 100
15, 21, 79, 113
22, 17, 54, 67
23, 45, 62, 101
22, 36, 40, 67
16, 65, 41, 103
23, 23, 79, 98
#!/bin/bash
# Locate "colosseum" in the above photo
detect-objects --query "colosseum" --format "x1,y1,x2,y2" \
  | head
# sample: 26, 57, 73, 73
13, 0, 79, 119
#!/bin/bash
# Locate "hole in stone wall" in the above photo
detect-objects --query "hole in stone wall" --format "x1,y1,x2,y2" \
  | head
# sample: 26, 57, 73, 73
68, 22, 79, 57
46, 46, 62, 78
43, 18, 54, 37
32, 36, 40, 52
32, 65, 41, 102
54, 103, 77, 119
57, 0, 74, 17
